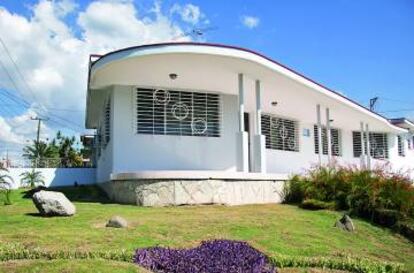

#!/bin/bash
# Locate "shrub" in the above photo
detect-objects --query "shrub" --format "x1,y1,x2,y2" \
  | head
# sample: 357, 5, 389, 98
283, 175, 306, 204
269, 254, 405, 273
20, 169, 45, 188
372, 209, 402, 228
394, 221, 414, 243
134, 240, 276, 273
0, 166, 13, 205
284, 164, 414, 241
299, 199, 335, 210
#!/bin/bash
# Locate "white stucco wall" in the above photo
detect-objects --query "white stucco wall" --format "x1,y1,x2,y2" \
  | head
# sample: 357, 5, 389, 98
93, 84, 413, 182
7, 168, 96, 189
105, 85, 239, 179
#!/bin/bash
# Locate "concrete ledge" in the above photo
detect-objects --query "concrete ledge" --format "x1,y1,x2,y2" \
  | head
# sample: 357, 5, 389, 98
110, 171, 289, 181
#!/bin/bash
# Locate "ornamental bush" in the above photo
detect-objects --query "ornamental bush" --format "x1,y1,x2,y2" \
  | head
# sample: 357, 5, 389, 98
134, 240, 276, 273
284, 164, 414, 240
299, 199, 335, 210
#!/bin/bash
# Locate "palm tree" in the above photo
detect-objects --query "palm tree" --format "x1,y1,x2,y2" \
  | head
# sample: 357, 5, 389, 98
23, 141, 58, 167
0, 166, 13, 205
20, 169, 45, 188
55, 132, 82, 167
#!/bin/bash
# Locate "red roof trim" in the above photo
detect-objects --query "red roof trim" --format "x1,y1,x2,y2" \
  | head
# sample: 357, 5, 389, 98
89, 42, 392, 123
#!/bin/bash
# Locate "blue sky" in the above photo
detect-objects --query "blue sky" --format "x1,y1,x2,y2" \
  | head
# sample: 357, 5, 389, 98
0, 0, 413, 155
2, 0, 413, 116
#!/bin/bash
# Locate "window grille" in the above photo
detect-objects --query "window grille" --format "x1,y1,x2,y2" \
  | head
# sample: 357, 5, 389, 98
352, 132, 389, 159
313, 125, 341, 156
398, 136, 405, 157
96, 128, 102, 158
136, 88, 221, 137
104, 99, 110, 144
261, 114, 299, 152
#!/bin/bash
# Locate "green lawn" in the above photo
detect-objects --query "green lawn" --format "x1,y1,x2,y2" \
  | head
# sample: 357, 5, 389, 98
0, 187, 413, 272
0, 260, 347, 273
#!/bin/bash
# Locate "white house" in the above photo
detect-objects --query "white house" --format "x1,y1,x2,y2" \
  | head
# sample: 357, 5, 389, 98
86, 42, 414, 206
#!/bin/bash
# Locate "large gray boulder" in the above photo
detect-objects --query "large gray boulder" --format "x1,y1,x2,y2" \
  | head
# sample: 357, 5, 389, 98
106, 215, 128, 228
32, 190, 76, 216
335, 214, 355, 232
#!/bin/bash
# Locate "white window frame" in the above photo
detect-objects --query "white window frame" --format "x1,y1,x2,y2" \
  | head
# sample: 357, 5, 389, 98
261, 113, 300, 152
134, 87, 222, 138
353, 131, 389, 159
398, 135, 406, 157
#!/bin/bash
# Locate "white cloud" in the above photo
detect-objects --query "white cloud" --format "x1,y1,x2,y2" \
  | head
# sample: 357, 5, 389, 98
241, 15, 260, 29
0, 117, 26, 145
0, 0, 201, 155
171, 3, 203, 25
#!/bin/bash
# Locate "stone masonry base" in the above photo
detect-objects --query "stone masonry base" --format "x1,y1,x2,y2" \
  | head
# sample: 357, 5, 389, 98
100, 179, 286, 206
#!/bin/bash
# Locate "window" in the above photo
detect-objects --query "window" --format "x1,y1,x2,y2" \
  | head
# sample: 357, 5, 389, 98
398, 136, 405, 157
104, 99, 111, 144
313, 125, 341, 156
261, 114, 299, 152
136, 88, 221, 137
352, 132, 388, 159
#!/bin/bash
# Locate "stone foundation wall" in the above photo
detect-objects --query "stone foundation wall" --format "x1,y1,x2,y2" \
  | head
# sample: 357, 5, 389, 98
100, 179, 285, 206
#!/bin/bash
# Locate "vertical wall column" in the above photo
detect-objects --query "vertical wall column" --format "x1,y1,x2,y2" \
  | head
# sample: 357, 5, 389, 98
365, 124, 371, 170
326, 108, 332, 165
253, 80, 266, 173
236, 73, 249, 172
360, 122, 366, 169
316, 105, 323, 165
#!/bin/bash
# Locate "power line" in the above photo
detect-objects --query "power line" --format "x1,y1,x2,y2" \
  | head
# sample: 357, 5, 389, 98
0, 36, 38, 102
378, 108, 414, 114
0, 38, 85, 132
0, 94, 20, 117
0, 57, 27, 104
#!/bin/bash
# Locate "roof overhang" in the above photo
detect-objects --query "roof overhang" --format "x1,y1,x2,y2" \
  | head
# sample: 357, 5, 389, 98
389, 118, 414, 132
86, 42, 407, 133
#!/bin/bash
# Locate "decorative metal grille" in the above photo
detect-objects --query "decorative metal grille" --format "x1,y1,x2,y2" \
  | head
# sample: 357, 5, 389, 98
398, 135, 405, 157
104, 99, 110, 144
136, 88, 221, 137
261, 114, 299, 152
352, 132, 389, 159
313, 125, 341, 156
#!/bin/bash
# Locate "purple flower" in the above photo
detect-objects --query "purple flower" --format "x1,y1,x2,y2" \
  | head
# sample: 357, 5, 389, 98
134, 239, 276, 273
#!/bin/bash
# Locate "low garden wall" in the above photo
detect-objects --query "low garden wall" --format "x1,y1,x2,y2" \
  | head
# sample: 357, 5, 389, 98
7, 168, 96, 189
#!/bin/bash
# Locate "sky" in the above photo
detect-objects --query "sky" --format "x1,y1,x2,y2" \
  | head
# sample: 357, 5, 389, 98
0, 0, 413, 160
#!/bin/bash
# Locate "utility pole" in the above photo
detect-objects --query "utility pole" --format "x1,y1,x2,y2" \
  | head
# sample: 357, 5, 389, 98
31, 116, 49, 167
31, 116, 48, 144
369, 97, 379, 112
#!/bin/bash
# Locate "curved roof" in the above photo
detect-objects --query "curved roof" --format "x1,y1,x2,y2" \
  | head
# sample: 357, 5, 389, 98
87, 42, 406, 132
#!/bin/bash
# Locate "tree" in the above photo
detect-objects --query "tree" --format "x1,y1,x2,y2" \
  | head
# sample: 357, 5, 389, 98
52, 131, 83, 167
22, 131, 84, 168
23, 140, 58, 167
20, 169, 45, 188
0, 166, 13, 205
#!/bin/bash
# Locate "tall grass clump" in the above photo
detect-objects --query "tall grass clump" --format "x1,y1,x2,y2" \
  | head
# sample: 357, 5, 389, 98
284, 164, 414, 241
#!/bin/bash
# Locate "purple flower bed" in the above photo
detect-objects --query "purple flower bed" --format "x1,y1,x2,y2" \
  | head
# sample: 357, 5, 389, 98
133, 239, 276, 273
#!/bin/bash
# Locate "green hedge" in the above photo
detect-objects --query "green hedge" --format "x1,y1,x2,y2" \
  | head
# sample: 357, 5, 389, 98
299, 199, 335, 210
0, 244, 132, 262
270, 254, 405, 273
0, 244, 406, 273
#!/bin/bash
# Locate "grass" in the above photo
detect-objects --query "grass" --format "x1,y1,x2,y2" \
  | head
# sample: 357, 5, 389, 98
0, 259, 149, 273
0, 186, 414, 272
0, 260, 347, 273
